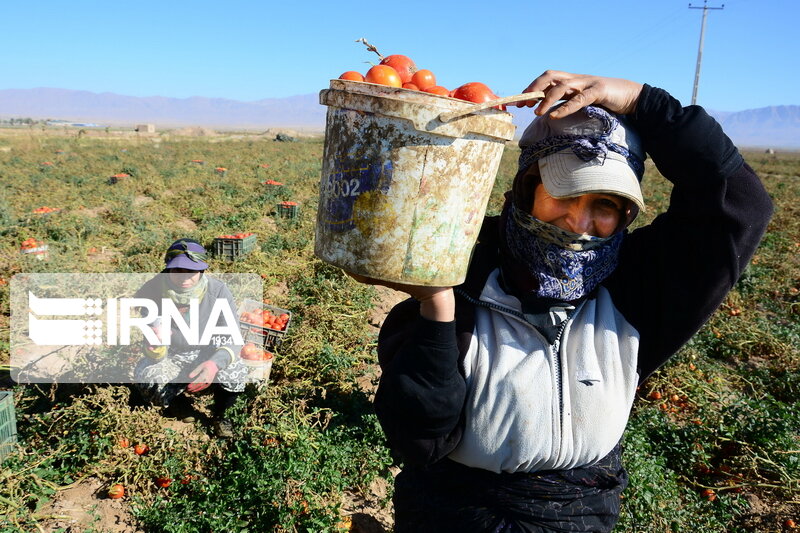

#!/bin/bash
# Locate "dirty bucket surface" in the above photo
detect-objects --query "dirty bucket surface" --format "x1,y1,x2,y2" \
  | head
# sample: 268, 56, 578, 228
315, 80, 515, 287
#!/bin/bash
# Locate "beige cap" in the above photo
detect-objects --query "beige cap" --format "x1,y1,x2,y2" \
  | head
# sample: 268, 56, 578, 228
519, 105, 646, 211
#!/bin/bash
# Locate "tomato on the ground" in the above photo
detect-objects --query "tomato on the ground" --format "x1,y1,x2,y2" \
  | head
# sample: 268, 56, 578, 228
134, 444, 150, 456
108, 484, 125, 499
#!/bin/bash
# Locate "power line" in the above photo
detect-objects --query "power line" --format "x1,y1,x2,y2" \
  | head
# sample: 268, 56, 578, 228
689, 0, 725, 105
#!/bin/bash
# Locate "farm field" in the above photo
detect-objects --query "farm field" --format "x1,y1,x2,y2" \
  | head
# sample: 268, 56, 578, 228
0, 128, 798, 532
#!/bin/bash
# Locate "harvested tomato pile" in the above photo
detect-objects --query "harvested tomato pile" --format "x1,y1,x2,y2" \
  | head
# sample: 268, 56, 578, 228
338, 38, 504, 108
240, 342, 274, 361
218, 232, 255, 239
241, 308, 290, 332
32, 206, 60, 214
20, 238, 44, 250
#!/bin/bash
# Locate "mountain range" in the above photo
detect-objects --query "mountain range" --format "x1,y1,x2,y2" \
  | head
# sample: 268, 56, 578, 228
1, 87, 798, 149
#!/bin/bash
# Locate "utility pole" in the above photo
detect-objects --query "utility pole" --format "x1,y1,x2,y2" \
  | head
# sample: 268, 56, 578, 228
689, 1, 725, 105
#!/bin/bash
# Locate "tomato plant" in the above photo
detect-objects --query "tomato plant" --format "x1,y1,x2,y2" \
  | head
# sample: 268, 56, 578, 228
364, 65, 402, 88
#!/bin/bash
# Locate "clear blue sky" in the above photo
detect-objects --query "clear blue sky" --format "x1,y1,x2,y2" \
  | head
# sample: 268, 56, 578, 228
2, 0, 796, 112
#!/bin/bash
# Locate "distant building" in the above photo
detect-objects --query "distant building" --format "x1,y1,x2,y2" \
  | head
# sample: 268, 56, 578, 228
135, 124, 156, 133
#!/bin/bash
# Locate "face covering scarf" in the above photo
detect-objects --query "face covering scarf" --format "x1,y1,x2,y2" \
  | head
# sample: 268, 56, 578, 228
161, 272, 209, 307
504, 204, 623, 302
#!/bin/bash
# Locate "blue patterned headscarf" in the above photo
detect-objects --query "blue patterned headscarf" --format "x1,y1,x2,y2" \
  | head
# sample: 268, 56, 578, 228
518, 106, 645, 183
503, 204, 622, 302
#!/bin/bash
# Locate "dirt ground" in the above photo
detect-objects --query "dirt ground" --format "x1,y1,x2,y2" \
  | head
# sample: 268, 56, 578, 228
37, 478, 143, 533
33, 287, 407, 533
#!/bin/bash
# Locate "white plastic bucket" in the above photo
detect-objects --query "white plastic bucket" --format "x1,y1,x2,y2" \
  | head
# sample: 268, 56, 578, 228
20, 245, 49, 261
315, 79, 516, 286
242, 356, 273, 387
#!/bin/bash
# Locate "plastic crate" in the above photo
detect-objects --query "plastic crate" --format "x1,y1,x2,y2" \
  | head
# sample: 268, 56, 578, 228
0, 391, 18, 462
212, 233, 257, 261
238, 298, 292, 350
276, 202, 299, 219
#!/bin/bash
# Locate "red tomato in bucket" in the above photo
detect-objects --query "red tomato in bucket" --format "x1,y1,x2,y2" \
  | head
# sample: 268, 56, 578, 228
423, 86, 449, 96
365, 65, 402, 88
411, 69, 436, 90
453, 82, 497, 103
339, 71, 364, 82
379, 55, 417, 84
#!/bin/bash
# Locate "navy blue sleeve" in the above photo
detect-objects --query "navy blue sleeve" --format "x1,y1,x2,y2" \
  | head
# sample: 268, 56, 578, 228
374, 300, 466, 466
606, 85, 773, 381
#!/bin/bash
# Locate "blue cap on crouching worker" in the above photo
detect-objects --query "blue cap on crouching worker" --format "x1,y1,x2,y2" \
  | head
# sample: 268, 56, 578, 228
164, 239, 209, 270
518, 105, 646, 212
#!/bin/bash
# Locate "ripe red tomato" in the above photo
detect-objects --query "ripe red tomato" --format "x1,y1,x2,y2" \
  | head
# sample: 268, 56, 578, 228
339, 71, 364, 82
423, 86, 449, 96
452, 82, 498, 104
108, 483, 125, 499
647, 390, 662, 400
402, 82, 419, 91
118, 437, 130, 448
365, 65, 402, 88
155, 476, 173, 488
134, 444, 150, 456
241, 343, 264, 360
379, 55, 417, 84
411, 69, 436, 90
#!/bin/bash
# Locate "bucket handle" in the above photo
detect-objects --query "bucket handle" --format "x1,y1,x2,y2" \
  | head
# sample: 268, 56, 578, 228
438, 92, 545, 123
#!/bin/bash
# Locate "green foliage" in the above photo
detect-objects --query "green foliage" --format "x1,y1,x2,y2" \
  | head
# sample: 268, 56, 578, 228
0, 136, 796, 532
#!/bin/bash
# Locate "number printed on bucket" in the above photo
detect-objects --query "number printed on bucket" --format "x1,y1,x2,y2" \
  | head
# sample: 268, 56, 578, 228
321, 158, 393, 232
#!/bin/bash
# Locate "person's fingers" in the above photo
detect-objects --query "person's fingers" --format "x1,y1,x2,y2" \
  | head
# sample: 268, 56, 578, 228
515, 71, 557, 107
187, 381, 208, 393
526, 70, 569, 93
534, 80, 577, 115
549, 86, 598, 119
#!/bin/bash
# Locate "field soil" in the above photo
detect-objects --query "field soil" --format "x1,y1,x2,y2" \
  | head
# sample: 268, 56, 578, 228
32, 288, 407, 533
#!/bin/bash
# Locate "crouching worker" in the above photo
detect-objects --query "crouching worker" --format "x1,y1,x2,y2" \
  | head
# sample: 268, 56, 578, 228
133, 238, 248, 437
